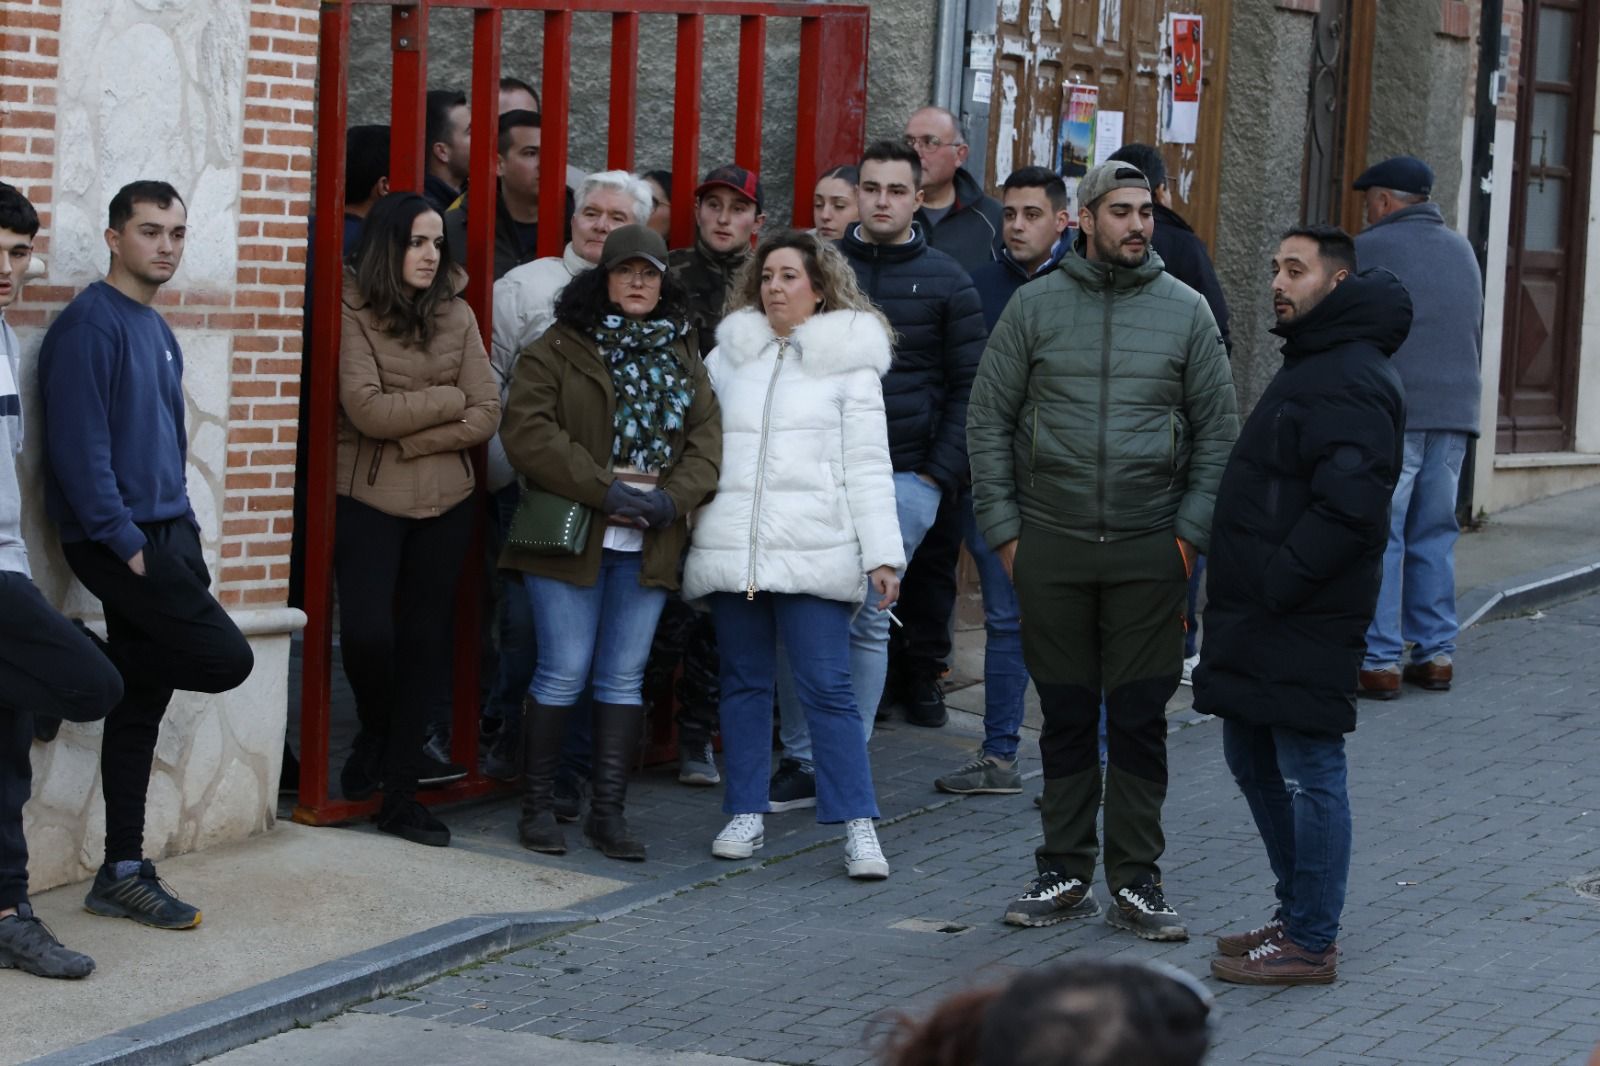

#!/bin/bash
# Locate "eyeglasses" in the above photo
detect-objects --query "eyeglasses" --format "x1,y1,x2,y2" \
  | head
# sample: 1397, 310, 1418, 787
610, 265, 662, 286
903, 134, 963, 152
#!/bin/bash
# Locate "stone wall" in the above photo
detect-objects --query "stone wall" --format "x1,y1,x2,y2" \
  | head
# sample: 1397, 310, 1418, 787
344, 0, 938, 227
1, 0, 312, 892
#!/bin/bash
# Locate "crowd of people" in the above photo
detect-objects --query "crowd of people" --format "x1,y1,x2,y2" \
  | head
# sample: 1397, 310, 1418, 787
0, 74, 1485, 1027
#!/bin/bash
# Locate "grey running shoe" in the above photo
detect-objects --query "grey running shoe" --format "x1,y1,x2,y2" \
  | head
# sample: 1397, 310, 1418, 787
0, 904, 94, 978
84, 860, 201, 930
678, 739, 720, 786
1106, 879, 1189, 941
1003, 872, 1100, 927
935, 752, 1023, 794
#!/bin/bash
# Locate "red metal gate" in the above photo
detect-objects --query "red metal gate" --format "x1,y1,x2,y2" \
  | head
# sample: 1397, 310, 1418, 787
296, 0, 870, 825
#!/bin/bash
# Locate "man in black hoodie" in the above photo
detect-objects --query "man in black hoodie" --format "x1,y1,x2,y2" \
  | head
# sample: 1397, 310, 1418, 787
1196, 226, 1408, 986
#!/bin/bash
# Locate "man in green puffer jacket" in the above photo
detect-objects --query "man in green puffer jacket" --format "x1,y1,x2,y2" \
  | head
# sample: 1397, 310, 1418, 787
968, 161, 1237, 942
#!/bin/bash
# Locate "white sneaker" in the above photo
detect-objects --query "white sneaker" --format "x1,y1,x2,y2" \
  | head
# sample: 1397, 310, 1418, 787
1180, 653, 1200, 687
711, 814, 764, 859
844, 818, 889, 880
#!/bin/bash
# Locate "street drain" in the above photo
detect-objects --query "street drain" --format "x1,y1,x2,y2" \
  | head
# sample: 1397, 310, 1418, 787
1574, 875, 1600, 902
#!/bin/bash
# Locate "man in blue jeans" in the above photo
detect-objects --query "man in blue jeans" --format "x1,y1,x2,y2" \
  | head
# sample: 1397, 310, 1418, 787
929, 166, 1068, 795
1349, 156, 1481, 700
1196, 226, 1408, 984
768, 140, 986, 810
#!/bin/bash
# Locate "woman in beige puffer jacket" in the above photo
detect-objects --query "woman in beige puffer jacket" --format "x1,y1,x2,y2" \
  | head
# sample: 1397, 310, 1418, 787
333, 192, 499, 850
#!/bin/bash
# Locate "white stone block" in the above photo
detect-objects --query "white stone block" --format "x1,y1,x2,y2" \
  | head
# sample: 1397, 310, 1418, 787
180, 710, 224, 799
33, 737, 99, 816
144, 769, 184, 860
195, 759, 262, 851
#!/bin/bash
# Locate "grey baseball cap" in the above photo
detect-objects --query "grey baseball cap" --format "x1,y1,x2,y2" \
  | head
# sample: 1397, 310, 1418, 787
1077, 161, 1152, 210
600, 224, 669, 272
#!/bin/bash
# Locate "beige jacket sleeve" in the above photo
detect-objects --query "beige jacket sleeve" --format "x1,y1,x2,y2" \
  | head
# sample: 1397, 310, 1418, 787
339, 304, 466, 440
395, 307, 502, 458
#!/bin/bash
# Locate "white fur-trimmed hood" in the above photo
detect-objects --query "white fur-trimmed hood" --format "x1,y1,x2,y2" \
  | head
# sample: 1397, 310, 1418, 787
713, 307, 892, 378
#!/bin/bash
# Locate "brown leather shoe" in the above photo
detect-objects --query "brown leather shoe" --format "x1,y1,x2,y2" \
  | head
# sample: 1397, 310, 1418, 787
1215, 913, 1285, 957
1357, 666, 1401, 700
1211, 930, 1337, 985
1403, 656, 1453, 691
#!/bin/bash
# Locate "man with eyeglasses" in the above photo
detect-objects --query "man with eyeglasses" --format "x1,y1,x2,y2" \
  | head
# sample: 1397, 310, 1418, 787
887, 107, 1005, 733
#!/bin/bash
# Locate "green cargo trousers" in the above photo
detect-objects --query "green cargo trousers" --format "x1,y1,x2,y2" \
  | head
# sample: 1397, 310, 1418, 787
1013, 525, 1187, 895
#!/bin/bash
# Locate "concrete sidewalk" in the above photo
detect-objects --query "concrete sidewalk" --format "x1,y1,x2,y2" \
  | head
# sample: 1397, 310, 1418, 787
9, 483, 1599, 1066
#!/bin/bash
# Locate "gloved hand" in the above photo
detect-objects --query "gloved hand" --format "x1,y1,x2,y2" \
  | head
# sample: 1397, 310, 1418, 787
633, 489, 677, 530
602, 480, 649, 526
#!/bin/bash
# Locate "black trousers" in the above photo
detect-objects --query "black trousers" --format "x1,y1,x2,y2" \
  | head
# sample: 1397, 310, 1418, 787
334, 496, 474, 796
896, 486, 964, 671
0, 571, 124, 908
62, 519, 254, 866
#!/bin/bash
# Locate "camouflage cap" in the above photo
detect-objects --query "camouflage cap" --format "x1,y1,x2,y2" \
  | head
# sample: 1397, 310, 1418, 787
1077, 161, 1151, 211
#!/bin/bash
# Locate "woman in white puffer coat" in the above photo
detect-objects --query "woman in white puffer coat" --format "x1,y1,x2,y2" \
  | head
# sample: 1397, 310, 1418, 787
683, 230, 904, 880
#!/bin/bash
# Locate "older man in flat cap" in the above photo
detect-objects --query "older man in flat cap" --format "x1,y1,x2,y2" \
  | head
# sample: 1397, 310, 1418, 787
1350, 156, 1483, 701
968, 160, 1238, 941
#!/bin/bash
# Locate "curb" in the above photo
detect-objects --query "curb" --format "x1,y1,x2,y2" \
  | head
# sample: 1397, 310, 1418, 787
25, 783, 994, 1066
1458, 554, 1600, 631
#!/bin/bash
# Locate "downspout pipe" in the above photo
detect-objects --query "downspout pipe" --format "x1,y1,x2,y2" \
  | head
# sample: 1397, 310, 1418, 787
932, 0, 965, 113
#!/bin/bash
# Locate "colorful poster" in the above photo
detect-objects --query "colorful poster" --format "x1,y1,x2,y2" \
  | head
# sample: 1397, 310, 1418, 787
1057, 83, 1099, 178
1162, 14, 1202, 144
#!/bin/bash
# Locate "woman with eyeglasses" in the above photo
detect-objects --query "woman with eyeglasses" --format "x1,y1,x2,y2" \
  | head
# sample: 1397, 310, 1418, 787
499, 224, 721, 862
334, 192, 501, 848
877, 959, 1213, 1066
682, 230, 902, 880
811, 164, 860, 242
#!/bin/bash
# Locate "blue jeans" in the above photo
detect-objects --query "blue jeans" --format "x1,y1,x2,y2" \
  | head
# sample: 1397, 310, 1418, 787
487, 485, 539, 721
959, 493, 1029, 761
712, 593, 879, 823
1222, 719, 1351, 953
777, 470, 943, 766
524, 551, 669, 706
1363, 431, 1468, 668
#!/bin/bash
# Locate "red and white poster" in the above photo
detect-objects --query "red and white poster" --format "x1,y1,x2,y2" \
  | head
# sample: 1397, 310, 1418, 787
1161, 14, 1202, 144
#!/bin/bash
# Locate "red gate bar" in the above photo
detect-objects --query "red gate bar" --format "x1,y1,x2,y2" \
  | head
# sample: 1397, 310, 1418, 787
670, 12, 704, 250
388, 4, 428, 191
538, 9, 574, 259
607, 12, 640, 172
735, 15, 766, 174
298, 0, 868, 827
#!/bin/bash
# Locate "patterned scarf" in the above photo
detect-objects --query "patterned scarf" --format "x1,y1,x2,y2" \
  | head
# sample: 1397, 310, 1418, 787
592, 313, 695, 474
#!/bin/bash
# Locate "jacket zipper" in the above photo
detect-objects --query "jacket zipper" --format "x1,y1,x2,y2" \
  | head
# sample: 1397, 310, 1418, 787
1096, 280, 1112, 542
1029, 406, 1038, 487
1168, 409, 1180, 489
1267, 406, 1284, 519
746, 338, 788, 599
367, 441, 385, 486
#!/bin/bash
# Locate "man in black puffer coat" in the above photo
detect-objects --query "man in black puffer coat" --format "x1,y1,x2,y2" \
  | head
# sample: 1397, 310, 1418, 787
1197, 225, 1408, 988
771, 140, 986, 792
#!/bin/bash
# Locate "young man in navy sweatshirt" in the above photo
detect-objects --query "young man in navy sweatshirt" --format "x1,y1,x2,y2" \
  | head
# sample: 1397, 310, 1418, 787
39, 181, 254, 931
0, 183, 123, 979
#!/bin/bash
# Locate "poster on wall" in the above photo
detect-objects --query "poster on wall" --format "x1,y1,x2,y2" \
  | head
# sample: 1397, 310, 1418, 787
1057, 83, 1099, 177
1161, 13, 1202, 144
1092, 110, 1125, 167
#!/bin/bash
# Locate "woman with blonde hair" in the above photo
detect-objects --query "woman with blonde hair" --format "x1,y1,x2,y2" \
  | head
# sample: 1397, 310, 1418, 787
682, 230, 902, 879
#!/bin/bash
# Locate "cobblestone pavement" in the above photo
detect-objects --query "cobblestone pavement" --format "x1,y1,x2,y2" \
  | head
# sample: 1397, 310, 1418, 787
334, 594, 1600, 1065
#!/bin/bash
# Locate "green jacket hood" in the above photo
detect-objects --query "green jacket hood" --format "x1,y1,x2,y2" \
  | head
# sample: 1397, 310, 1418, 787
1060, 233, 1166, 291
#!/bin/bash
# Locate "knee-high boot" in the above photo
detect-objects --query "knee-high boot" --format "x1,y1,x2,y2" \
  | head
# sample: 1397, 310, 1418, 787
518, 696, 568, 854
586, 702, 646, 861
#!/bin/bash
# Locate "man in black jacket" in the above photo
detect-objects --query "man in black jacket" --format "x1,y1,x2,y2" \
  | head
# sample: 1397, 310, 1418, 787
768, 140, 986, 808
1196, 226, 1408, 986
444, 110, 546, 281
905, 107, 1002, 273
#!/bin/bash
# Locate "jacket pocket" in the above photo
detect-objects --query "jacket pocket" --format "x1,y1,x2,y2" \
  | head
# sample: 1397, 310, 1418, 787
458, 451, 473, 480
366, 442, 386, 487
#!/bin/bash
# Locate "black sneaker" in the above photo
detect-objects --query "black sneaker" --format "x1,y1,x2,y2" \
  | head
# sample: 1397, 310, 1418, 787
1003, 871, 1100, 927
767, 758, 817, 813
84, 860, 201, 930
418, 751, 469, 788
340, 733, 383, 800
553, 773, 587, 823
482, 721, 520, 783
1107, 879, 1189, 941
376, 795, 451, 847
905, 673, 948, 728
0, 904, 95, 978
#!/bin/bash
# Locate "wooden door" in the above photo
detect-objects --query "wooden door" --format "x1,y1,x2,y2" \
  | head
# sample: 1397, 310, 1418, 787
1500, 0, 1597, 452
983, 0, 1232, 249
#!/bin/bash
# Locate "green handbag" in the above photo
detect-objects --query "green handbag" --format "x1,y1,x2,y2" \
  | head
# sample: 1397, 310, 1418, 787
506, 481, 592, 556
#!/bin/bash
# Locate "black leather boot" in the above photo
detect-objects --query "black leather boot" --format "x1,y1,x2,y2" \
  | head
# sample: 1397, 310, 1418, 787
585, 702, 646, 861
518, 696, 568, 854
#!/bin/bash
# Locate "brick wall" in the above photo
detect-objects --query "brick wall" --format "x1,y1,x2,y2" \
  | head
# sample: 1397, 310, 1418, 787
0, 0, 317, 611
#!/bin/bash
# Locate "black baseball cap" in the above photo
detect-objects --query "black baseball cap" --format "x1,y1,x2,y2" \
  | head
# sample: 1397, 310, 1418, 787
1352, 155, 1434, 196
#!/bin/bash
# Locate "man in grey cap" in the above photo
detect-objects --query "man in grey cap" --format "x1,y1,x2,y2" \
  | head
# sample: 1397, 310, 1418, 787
968, 160, 1237, 940
1349, 156, 1482, 700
